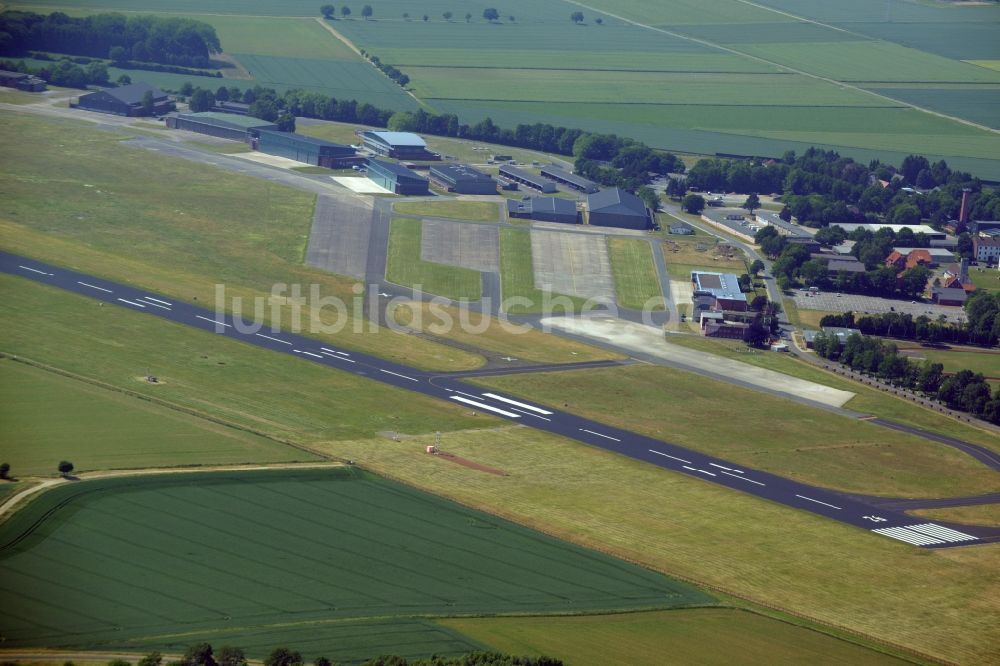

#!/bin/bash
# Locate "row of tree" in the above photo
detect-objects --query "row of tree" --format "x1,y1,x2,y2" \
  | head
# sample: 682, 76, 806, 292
813, 333, 1000, 423
0, 11, 220, 68
819, 308, 996, 347
364, 53, 410, 87
1, 57, 110, 89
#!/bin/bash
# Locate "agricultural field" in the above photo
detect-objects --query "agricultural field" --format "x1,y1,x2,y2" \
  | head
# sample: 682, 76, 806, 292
394, 200, 500, 222
0, 468, 710, 654
0, 358, 312, 477
385, 218, 482, 300
607, 238, 663, 311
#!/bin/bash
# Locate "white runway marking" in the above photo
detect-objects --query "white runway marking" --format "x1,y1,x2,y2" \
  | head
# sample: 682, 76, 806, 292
873, 527, 945, 546
580, 429, 621, 442
321, 347, 350, 356
795, 494, 842, 510
320, 351, 356, 363
906, 523, 977, 543
696, 469, 717, 476
481, 393, 553, 415
78, 281, 112, 293
720, 470, 765, 486
294, 349, 324, 359
380, 369, 418, 382
117, 298, 146, 308
449, 395, 521, 418
709, 463, 733, 471
509, 407, 552, 421
452, 390, 481, 400
255, 333, 291, 345
19, 265, 52, 276
137, 299, 171, 310
142, 296, 173, 306
196, 315, 231, 328
648, 450, 691, 464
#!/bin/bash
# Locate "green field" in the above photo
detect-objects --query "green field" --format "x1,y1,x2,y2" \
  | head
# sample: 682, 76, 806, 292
472, 364, 1000, 498
0, 468, 710, 653
385, 217, 482, 300
968, 266, 1000, 293
394, 200, 500, 222
498, 228, 588, 315
913, 504, 1000, 529
442, 609, 914, 666
0, 359, 313, 477
607, 238, 663, 310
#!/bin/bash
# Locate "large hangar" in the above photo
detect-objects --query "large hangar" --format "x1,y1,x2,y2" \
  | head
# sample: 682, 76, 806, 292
362, 131, 435, 160
367, 159, 430, 195
255, 130, 359, 168
75, 81, 171, 117
429, 164, 496, 195
587, 188, 652, 230
166, 112, 278, 141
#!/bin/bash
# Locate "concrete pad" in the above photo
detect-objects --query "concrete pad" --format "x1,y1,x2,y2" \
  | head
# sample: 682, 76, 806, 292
670, 280, 693, 306
231, 151, 305, 169
332, 176, 393, 194
530, 229, 615, 302
539, 316, 856, 408
421, 220, 499, 271
305, 194, 373, 279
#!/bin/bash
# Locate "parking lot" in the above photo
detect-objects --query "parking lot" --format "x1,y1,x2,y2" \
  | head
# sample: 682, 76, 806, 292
792, 290, 967, 323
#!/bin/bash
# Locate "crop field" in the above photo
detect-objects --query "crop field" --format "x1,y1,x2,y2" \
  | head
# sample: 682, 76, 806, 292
386, 218, 482, 300
607, 239, 663, 311
0, 358, 311, 477
0, 468, 710, 652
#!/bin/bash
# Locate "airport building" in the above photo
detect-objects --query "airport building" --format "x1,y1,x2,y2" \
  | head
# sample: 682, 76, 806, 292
255, 130, 359, 168
691, 271, 747, 312
75, 81, 171, 117
498, 165, 557, 193
506, 197, 579, 224
539, 166, 599, 193
429, 164, 496, 195
361, 131, 434, 159
166, 112, 278, 141
367, 159, 430, 195
587, 188, 651, 230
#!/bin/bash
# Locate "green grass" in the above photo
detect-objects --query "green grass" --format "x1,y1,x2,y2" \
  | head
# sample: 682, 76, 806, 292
385, 217, 482, 300
209, 16, 357, 59
394, 200, 500, 222
498, 228, 588, 315
607, 238, 663, 310
0, 468, 711, 652
666, 261, 746, 281
185, 140, 252, 154
968, 266, 1000, 293
0, 89, 44, 104
0, 358, 314, 477
442, 609, 914, 666
0, 112, 481, 371
897, 344, 1000, 379
912, 504, 1000, 529
471, 364, 1000, 498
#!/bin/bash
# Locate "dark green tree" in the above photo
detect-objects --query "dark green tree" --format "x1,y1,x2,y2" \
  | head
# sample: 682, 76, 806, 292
595, 17, 603, 25
320, 4, 335, 19
115, 73, 131, 86
141, 89, 155, 115
58, 460, 74, 476
482, 8, 500, 22
108, 45, 127, 63
465, 12, 472, 22
265, 648, 303, 666
682, 193, 705, 214
442, 11, 452, 20
0, 462, 9, 479
742, 192, 760, 214
218, 647, 246, 666
276, 112, 296, 132
749, 259, 765, 275
361, 5, 373, 19
182, 643, 217, 666
137, 653, 162, 666
189, 88, 214, 112
340, 6, 351, 18
571, 11, 584, 23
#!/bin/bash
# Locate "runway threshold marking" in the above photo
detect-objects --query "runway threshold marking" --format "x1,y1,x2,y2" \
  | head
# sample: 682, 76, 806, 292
873, 526, 944, 546
481, 393, 553, 415
795, 494, 842, 510
580, 429, 621, 442
196, 315, 231, 328
78, 281, 112, 293
906, 523, 977, 542
648, 450, 691, 464
509, 407, 551, 421
380, 369, 419, 382
449, 395, 521, 418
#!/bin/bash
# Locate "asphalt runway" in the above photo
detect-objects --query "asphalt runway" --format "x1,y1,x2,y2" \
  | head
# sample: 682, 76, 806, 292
3, 251, 997, 550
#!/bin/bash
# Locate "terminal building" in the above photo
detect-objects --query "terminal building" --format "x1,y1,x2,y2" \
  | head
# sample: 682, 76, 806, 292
166, 112, 278, 141
498, 165, 557, 193
367, 159, 430, 195
75, 81, 172, 117
539, 166, 599, 193
506, 197, 579, 224
429, 164, 496, 195
587, 188, 651, 230
361, 131, 435, 160
254, 130, 359, 168
691, 271, 747, 312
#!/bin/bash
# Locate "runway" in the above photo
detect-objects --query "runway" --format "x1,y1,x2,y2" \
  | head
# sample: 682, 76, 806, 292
3, 251, 996, 550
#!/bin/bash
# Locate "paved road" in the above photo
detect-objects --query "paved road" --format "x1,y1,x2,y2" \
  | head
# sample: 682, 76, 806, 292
4, 252, 997, 549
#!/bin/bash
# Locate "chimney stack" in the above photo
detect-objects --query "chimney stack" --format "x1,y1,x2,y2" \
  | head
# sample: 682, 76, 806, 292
958, 188, 971, 231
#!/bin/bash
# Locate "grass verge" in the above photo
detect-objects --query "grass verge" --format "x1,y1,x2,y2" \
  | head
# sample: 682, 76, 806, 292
385, 217, 482, 300
607, 238, 663, 310
911, 504, 1000, 528
499, 228, 589, 314
394, 200, 500, 222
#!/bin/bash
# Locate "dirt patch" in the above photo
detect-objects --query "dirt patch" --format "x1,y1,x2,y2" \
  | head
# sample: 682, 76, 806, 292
433, 450, 508, 476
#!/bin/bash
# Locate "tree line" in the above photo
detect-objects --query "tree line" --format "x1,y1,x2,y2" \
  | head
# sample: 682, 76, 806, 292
813, 333, 1000, 423
0, 10, 221, 68
819, 298, 999, 347
0, 56, 108, 88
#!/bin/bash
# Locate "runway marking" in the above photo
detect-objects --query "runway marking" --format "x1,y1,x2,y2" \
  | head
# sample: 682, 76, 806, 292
380, 369, 419, 382
449, 395, 521, 418
509, 407, 551, 421
648, 450, 691, 464
696, 469, 717, 476
906, 523, 977, 543
255, 333, 292, 345
452, 390, 481, 400
721, 470, 765, 486
320, 351, 355, 363
294, 349, 324, 359
196, 315, 231, 328
19, 265, 52, 276
873, 526, 945, 546
795, 494, 841, 510
321, 347, 350, 356
580, 429, 621, 442
142, 296, 173, 306
116, 298, 146, 308
682, 465, 697, 471
481, 393, 553, 415
78, 281, 112, 293
709, 463, 733, 471
137, 299, 171, 310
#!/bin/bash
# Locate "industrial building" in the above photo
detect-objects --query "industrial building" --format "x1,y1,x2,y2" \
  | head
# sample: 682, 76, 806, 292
361, 131, 435, 159
0, 69, 46, 92
506, 197, 579, 224
834, 223, 946, 241
75, 81, 171, 117
539, 166, 599, 193
429, 164, 496, 195
254, 130, 359, 168
498, 165, 557, 193
367, 159, 429, 195
166, 112, 278, 141
587, 188, 651, 230
691, 271, 747, 312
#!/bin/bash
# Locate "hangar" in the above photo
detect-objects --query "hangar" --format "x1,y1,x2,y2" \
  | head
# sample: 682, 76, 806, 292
254, 130, 359, 168
362, 131, 435, 159
429, 164, 496, 195
75, 81, 171, 117
367, 159, 430, 195
540, 166, 599, 193
498, 165, 557, 193
587, 188, 651, 229
166, 112, 278, 141
507, 197, 579, 224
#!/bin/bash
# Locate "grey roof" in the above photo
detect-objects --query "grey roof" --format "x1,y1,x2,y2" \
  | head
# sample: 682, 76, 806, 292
932, 287, 968, 302
691, 271, 746, 303
0, 70, 29, 80
507, 196, 576, 217
430, 163, 493, 183
368, 158, 428, 182
893, 246, 954, 258
258, 129, 352, 149
539, 166, 598, 190
176, 112, 276, 130
364, 131, 426, 147
826, 258, 867, 273
587, 188, 648, 217
498, 165, 556, 191
98, 81, 166, 105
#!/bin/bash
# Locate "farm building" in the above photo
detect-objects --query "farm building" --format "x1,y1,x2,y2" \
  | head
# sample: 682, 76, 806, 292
166, 112, 278, 141
255, 130, 359, 168
539, 166, 599, 193
429, 164, 496, 195
367, 159, 429, 195
691, 271, 747, 312
506, 197, 579, 224
0, 69, 46, 92
362, 131, 435, 159
75, 82, 171, 117
587, 188, 651, 230
498, 165, 557, 193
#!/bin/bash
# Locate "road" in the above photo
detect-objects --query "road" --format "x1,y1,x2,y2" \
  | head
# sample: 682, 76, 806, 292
4, 251, 998, 549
